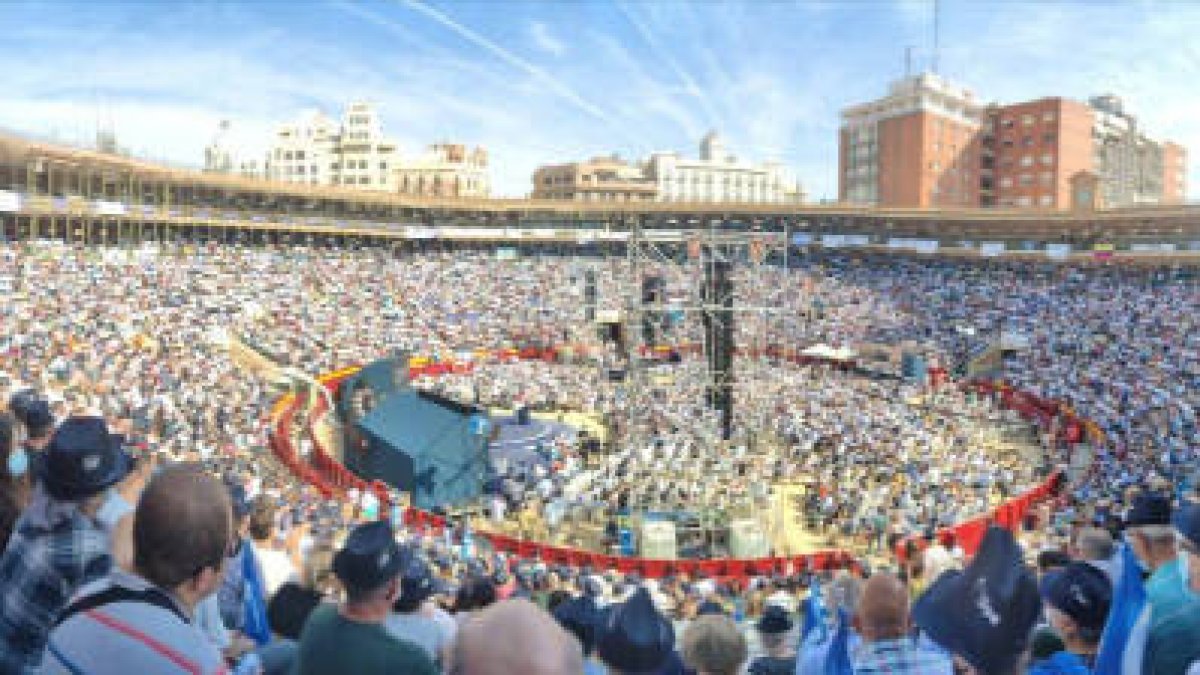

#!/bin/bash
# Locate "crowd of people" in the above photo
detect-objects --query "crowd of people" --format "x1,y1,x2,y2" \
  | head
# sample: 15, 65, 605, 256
1, 239, 1200, 673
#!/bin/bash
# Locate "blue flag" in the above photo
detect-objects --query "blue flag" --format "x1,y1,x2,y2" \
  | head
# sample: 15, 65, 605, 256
801, 582, 830, 645
824, 608, 854, 675
241, 545, 271, 647
1095, 544, 1150, 675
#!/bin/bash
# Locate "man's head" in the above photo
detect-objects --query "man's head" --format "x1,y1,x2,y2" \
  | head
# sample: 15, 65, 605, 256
1125, 492, 1177, 571
681, 615, 747, 675
247, 497, 274, 544
1072, 527, 1115, 563
133, 464, 232, 611
1173, 499, 1200, 593
453, 599, 584, 675
332, 520, 405, 616
827, 570, 864, 618
39, 416, 132, 509
226, 480, 252, 538
1039, 562, 1112, 649
855, 572, 910, 641
9, 390, 54, 445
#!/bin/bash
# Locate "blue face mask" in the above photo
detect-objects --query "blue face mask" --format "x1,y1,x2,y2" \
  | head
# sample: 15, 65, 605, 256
7, 448, 28, 478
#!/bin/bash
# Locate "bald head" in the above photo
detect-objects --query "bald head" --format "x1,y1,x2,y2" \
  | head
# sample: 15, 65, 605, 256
453, 599, 584, 675
856, 573, 910, 641
134, 464, 231, 591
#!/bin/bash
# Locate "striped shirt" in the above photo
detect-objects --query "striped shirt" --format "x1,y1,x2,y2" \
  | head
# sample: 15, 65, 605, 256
42, 570, 228, 675
852, 637, 955, 675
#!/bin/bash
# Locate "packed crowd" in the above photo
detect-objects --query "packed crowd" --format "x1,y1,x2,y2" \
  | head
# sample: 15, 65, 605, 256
1, 240, 1200, 673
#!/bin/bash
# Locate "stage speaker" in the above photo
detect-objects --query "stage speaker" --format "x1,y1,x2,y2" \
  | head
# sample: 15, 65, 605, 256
702, 260, 734, 439
642, 275, 665, 345
640, 520, 678, 560
728, 518, 769, 559
583, 270, 597, 322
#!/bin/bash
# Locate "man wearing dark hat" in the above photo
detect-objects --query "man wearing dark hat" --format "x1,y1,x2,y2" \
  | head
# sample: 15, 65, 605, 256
913, 527, 1041, 675
1124, 491, 1187, 622
1030, 562, 1111, 674
596, 586, 681, 675
294, 520, 436, 675
0, 416, 133, 671
384, 549, 455, 670
1141, 500, 1200, 675
747, 605, 796, 675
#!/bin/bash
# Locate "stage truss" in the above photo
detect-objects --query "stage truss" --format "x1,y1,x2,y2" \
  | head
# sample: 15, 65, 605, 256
616, 218, 792, 452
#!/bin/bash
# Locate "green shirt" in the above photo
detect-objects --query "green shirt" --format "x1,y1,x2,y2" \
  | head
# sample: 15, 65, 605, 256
1146, 557, 1188, 625
295, 604, 438, 675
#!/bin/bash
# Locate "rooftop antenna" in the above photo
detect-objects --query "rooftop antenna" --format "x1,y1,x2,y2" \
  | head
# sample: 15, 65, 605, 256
932, 0, 941, 74
905, 46, 914, 78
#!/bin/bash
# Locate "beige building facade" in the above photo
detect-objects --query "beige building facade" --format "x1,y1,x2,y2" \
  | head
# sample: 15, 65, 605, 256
206, 102, 490, 197
533, 133, 802, 204
532, 155, 658, 202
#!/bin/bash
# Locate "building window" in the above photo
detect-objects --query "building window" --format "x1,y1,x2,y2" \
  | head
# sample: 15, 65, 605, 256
1019, 174, 1033, 186
1042, 132, 1056, 145
1040, 172, 1054, 186
1042, 112, 1056, 122
1022, 114, 1035, 126
1000, 177, 1013, 188
1039, 195, 1053, 206
1022, 136, 1033, 147
284, 151, 293, 160
1020, 155, 1034, 167
1002, 118, 1014, 128
331, 163, 339, 170
1017, 196, 1033, 206
380, 162, 388, 170
297, 166, 305, 175
1041, 153, 1053, 166
296, 151, 305, 160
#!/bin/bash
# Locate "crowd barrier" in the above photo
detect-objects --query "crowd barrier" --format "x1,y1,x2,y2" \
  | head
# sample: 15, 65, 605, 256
269, 347, 1076, 580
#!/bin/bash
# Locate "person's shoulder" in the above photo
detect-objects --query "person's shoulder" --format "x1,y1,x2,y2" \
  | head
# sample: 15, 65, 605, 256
386, 633, 439, 672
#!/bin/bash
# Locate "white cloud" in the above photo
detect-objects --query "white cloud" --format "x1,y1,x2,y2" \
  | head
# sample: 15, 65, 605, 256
528, 21, 565, 57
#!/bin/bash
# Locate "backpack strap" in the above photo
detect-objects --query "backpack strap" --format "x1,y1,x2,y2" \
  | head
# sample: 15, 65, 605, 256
54, 584, 188, 628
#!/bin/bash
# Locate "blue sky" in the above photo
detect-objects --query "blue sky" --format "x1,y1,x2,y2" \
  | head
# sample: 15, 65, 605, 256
1, 0, 1197, 200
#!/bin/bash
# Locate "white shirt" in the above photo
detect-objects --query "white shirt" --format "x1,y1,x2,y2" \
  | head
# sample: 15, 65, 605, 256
252, 543, 297, 598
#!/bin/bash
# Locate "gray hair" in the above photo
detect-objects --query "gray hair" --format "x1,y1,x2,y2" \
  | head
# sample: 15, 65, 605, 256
827, 571, 863, 617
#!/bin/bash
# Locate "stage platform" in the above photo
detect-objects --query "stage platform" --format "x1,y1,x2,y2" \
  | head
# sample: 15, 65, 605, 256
487, 413, 577, 469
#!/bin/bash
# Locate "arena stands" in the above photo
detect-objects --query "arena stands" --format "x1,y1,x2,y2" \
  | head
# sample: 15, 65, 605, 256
2, 149, 1200, 671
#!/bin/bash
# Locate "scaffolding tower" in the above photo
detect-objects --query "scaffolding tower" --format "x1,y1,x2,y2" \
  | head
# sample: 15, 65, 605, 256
617, 217, 789, 452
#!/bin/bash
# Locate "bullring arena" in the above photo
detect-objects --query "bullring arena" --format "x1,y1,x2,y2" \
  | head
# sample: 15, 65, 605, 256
3, 130, 1200, 670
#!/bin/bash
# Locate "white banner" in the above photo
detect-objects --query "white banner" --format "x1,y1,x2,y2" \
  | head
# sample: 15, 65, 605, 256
979, 241, 1006, 257
843, 234, 871, 247
791, 232, 813, 246
0, 191, 20, 213
821, 234, 845, 248
92, 200, 127, 216
1130, 243, 1177, 252
1046, 243, 1072, 259
403, 226, 437, 239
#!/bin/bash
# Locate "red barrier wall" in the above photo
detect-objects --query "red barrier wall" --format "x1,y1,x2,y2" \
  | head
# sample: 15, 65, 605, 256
272, 353, 1071, 579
